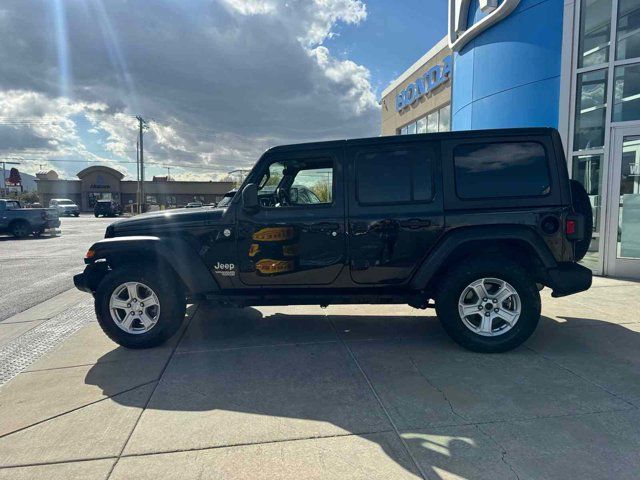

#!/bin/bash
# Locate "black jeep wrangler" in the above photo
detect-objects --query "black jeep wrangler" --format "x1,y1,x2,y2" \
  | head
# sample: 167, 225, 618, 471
74, 128, 592, 353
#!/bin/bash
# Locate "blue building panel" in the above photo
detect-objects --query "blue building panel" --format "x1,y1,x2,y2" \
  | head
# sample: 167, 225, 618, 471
453, 102, 474, 130
470, 76, 560, 128
452, 44, 475, 115
452, 0, 564, 130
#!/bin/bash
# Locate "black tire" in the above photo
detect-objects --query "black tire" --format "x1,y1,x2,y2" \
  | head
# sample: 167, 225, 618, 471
94, 264, 186, 349
94, 213, 99, 218
435, 257, 541, 353
74, 213, 79, 217
10, 220, 31, 239
570, 179, 593, 262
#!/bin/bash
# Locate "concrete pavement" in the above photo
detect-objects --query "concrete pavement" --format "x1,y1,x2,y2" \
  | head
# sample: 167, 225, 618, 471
0, 215, 113, 321
0, 277, 638, 479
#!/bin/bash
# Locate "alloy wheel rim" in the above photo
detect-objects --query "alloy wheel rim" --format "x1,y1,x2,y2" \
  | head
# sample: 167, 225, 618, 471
457, 278, 521, 337
109, 282, 160, 334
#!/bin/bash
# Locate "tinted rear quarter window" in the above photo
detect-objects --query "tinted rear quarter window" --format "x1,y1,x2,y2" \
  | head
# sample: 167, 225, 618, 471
454, 141, 550, 199
356, 145, 433, 204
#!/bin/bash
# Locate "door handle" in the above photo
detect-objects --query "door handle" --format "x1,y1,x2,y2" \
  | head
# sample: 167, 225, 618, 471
309, 222, 340, 234
400, 218, 431, 229
350, 222, 368, 234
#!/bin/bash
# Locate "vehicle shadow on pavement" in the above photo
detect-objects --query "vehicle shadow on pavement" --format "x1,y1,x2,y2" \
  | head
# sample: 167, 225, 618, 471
0, 235, 57, 241
84, 308, 640, 479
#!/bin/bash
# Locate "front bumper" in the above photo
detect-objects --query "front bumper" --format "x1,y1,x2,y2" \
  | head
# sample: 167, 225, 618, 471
547, 262, 592, 298
47, 218, 61, 228
73, 262, 109, 294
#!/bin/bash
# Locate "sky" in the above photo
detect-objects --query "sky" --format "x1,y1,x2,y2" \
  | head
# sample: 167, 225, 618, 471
0, 0, 447, 182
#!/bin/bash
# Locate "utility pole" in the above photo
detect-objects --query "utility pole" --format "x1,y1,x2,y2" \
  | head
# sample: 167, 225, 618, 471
1, 161, 20, 198
166, 166, 171, 180
136, 116, 148, 212
136, 140, 141, 214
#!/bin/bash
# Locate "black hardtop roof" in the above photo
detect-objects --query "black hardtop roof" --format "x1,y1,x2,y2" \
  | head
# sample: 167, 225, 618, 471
266, 127, 558, 154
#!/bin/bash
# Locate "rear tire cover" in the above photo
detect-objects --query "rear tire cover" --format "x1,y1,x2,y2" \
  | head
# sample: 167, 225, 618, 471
570, 179, 593, 262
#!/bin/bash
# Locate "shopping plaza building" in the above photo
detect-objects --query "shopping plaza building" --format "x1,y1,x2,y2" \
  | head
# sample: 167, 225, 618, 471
36, 166, 234, 211
381, 0, 640, 279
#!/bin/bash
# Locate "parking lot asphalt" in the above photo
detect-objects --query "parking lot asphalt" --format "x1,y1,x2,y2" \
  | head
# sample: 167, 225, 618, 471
0, 215, 113, 322
0, 276, 638, 479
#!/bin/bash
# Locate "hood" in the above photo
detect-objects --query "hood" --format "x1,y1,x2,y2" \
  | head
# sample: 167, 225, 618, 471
109, 207, 227, 236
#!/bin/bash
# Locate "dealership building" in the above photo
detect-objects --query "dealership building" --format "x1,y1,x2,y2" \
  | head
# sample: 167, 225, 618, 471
381, 0, 640, 279
36, 166, 234, 211
380, 37, 452, 136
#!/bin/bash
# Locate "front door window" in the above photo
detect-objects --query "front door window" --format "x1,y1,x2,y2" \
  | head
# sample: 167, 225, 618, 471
257, 160, 333, 208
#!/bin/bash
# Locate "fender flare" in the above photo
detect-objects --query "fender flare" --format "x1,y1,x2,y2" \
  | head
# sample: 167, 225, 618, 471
87, 235, 219, 295
409, 225, 558, 290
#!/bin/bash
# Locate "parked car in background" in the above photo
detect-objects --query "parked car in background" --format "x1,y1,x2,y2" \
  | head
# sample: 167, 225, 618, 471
49, 198, 80, 217
94, 199, 121, 218
0, 199, 60, 238
185, 202, 203, 208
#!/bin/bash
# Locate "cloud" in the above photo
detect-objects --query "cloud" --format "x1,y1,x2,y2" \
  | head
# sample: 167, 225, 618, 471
0, 0, 379, 179
222, 0, 278, 15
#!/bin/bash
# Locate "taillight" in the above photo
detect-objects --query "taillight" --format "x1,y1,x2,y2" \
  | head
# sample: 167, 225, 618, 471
566, 219, 576, 235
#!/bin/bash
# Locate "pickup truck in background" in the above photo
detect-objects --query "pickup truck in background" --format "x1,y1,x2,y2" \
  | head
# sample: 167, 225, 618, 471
0, 199, 61, 238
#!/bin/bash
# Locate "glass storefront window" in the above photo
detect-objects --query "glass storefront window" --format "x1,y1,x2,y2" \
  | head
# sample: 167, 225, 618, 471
616, 0, 640, 60
572, 153, 603, 270
439, 105, 451, 132
395, 105, 451, 136
613, 63, 640, 121
427, 111, 438, 133
618, 135, 640, 259
572, 154, 603, 232
578, 0, 613, 67
574, 69, 608, 150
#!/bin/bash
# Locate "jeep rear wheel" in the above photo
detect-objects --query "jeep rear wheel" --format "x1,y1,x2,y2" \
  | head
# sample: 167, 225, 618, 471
95, 265, 186, 348
435, 257, 541, 353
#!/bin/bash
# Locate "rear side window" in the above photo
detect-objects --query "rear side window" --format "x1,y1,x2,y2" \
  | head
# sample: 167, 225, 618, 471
356, 145, 433, 204
454, 141, 550, 199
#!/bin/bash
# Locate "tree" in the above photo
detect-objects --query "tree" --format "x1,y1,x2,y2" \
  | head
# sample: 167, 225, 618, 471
19, 191, 40, 205
7, 168, 22, 185
310, 179, 332, 203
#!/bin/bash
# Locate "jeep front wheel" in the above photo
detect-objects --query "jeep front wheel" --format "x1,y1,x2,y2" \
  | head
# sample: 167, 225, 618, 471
95, 265, 186, 349
435, 258, 541, 353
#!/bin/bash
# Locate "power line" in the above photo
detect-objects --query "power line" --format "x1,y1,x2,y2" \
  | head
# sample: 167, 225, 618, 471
4, 158, 233, 171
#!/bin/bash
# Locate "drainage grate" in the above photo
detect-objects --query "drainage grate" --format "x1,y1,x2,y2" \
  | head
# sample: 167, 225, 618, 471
0, 301, 94, 386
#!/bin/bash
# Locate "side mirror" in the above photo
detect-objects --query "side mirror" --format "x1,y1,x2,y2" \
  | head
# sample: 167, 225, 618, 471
242, 183, 260, 211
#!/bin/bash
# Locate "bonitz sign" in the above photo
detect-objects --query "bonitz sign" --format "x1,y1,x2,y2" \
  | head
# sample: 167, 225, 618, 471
395, 56, 452, 112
